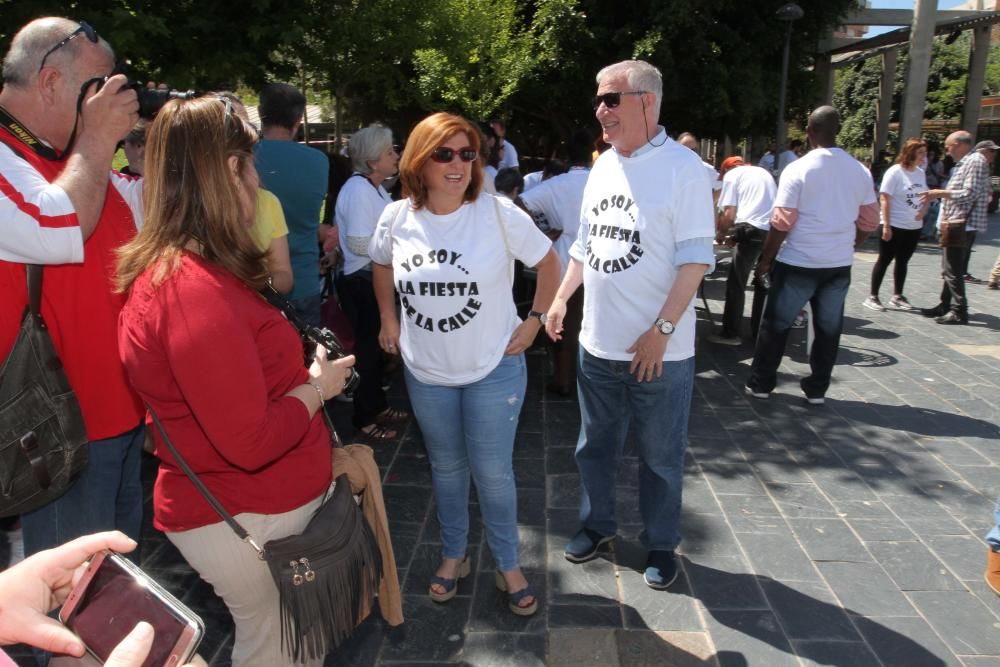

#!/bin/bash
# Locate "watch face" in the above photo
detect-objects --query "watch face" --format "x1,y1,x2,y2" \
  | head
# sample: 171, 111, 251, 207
657, 319, 673, 334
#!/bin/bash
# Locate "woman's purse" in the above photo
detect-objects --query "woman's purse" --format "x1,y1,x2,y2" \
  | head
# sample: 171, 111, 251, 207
148, 406, 383, 662
0, 265, 88, 517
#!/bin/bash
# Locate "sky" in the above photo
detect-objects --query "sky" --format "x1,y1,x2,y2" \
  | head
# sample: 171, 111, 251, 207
866, 0, 978, 36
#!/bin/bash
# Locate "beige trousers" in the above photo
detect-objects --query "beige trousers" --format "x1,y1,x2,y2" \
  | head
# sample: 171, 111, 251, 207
167, 494, 325, 667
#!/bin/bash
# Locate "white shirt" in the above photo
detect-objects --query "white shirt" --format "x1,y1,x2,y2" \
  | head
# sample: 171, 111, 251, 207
719, 165, 777, 230
0, 142, 143, 263
775, 147, 877, 269
522, 171, 544, 192
498, 139, 519, 170
519, 167, 590, 277
878, 164, 927, 231
369, 194, 550, 386
335, 173, 392, 275
701, 161, 722, 192
570, 137, 715, 362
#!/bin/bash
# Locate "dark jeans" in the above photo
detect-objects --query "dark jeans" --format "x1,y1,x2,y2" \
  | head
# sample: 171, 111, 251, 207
336, 272, 388, 428
22, 423, 144, 557
721, 224, 768, 339
870, 226, 922, 297
938, 230, 977, 316
289, 293, 323, 330
747, 262, 851, 398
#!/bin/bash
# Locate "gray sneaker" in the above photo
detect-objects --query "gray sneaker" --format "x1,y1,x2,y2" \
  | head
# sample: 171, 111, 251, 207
862, 296, 886, 312
889, 295, 915, 311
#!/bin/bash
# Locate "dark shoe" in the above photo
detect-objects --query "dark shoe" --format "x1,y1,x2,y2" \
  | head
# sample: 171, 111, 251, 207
987, 549, 1000, 597
987, 282, 999, 290
706, 332, 741, 346
921, 305, 948, 318
964, 274, 985, 284
546, 382, 573, 397
744, 385, 769, 400
935, 312, 968, 325
643, 550, 678, 590
495, 570, 538, 616
428, 556, 471, 603
564, 527, 614, 563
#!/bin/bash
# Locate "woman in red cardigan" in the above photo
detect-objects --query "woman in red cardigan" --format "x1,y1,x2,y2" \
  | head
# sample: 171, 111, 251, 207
116, 97, 354, 667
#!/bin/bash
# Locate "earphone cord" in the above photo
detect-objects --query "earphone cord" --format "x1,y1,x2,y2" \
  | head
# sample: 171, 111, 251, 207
642, 98, 667, 149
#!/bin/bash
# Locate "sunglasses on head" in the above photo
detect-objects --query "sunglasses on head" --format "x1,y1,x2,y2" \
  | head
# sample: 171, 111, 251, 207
38, 21, 98, 72
430, 146, 477, 163
592, 90, 646, 110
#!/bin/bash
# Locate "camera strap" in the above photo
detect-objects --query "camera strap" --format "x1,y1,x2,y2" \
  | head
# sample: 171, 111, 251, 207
0, 106, 60, 161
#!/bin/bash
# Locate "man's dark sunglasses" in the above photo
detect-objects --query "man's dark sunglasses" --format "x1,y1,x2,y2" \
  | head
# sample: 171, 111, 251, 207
430, 146, 477, 163
38, 21, 98, 72
592, 90, 646, 110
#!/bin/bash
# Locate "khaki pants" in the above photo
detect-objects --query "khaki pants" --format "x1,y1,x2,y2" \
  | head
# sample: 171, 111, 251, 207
168, 494, 325, 667
989, 252, 1000, 285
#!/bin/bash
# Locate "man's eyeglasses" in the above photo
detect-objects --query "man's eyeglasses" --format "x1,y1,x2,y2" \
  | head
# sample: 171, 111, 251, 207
430, 146, 477, 163
38, 21, 98, 72
592, 91, 646, 110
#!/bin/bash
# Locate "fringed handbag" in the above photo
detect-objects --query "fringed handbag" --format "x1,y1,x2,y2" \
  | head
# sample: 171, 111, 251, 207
147, 406, 383, 662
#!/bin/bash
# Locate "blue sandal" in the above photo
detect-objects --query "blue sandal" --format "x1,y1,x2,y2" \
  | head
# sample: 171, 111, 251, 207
494, 570, 538, 616
428, 556, 470, 603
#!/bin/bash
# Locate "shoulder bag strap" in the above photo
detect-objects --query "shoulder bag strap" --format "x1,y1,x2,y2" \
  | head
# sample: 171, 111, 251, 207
146, 405, 266, 558
491, 195, 513, 286
26, 265, 43, 317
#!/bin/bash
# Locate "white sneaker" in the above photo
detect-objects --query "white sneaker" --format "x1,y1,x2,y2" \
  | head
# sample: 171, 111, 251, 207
805, 396, 825, 405
889, 295, 915, 311
744, 385, 769, 400
791, 312, 808, 329
862, 296, 885, 312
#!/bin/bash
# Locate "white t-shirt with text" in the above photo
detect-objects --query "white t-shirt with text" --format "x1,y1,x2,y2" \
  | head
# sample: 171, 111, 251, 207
570, 138, 715, 362
879, 164, 927, 231
719, 165, 776, 230
775, 147, 876, 269
369, 194, 550, 386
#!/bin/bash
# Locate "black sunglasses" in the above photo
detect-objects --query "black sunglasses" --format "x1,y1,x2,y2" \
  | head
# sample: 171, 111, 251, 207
592, 90, 646, 110
38, 21, 98, 72
430, 146, 477, 163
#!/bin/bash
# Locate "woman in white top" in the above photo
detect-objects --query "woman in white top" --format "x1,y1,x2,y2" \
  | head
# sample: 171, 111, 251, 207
335, 125, 408, 441
370, 112, 559, 616
864, 138, 929, 312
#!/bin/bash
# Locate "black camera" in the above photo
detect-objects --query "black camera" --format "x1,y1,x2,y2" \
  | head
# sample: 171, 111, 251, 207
81, 64, 196, 120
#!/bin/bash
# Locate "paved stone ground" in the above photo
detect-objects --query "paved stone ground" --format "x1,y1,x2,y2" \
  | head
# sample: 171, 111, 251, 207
4, 220, 999, 666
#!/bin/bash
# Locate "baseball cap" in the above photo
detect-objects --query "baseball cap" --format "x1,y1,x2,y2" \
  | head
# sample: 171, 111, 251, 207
719, 156, 745, 177
975, 139, 1000, 151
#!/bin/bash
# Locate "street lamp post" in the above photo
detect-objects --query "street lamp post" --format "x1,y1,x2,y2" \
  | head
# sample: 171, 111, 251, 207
775, 2, 804, 174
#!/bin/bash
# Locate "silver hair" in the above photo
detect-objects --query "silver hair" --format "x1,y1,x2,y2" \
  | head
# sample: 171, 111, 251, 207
348, 125, 393, 175
2, 17, 114, 89
596, 59, 663, 119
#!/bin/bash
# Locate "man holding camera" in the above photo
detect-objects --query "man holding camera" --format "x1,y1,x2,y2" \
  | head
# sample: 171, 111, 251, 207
0, 17, 146, 557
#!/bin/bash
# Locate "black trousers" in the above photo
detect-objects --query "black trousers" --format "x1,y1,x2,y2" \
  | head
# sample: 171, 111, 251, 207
870, 226, 921, 297
938, 231, 977, 316
721, 224, 768, 340
336, 273, 388, 428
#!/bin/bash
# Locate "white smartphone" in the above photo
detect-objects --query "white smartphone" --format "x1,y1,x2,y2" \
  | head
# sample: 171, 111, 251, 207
58, 550, 204, 667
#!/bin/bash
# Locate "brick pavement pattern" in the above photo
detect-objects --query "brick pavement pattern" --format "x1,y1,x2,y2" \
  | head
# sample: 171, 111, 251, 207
10, 223, 998, 666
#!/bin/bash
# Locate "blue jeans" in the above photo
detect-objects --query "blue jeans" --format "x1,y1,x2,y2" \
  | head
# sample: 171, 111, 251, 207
575, 348, 694, 552
747, 262, 851, 398
404, 354, 527, 572
987, 496, 1000, 552
22, 423, 145, 557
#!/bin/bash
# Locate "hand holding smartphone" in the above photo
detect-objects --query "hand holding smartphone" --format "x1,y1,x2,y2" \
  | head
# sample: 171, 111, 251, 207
59, 551, 203, 667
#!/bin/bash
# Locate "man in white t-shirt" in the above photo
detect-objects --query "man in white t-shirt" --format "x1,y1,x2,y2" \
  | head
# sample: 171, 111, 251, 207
706, 156, 776, 345
491, 119, 520, 171
746, 107, 879, 404
677, 132, 722, 205
544, 60, 714, 591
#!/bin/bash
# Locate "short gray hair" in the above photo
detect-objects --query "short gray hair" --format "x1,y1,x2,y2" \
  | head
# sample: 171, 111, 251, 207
596, 60, 663, 119
348, 125, 393, 175
3, 17, 114, 89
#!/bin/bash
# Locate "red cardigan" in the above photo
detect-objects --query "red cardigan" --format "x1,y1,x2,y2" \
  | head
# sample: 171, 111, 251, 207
118, 254, 331, 532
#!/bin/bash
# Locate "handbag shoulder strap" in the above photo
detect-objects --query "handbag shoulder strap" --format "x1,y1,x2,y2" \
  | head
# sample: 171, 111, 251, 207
26, 265, 43, 316
491, 195, 513, 286
146, 405, 266, 557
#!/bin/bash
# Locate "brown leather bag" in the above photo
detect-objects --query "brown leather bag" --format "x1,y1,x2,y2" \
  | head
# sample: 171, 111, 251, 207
939, 221, 967, 248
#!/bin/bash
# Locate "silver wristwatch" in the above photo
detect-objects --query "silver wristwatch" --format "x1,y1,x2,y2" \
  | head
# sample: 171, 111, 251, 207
654, 318, 674, 335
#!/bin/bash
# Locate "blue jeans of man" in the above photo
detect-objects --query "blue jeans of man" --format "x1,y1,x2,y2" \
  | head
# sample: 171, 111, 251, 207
22, 423, 145, 557
404, 354, 526, 572
987, 496, 1000, 552
747, 262, 851, 398
575, 348, 694, 551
